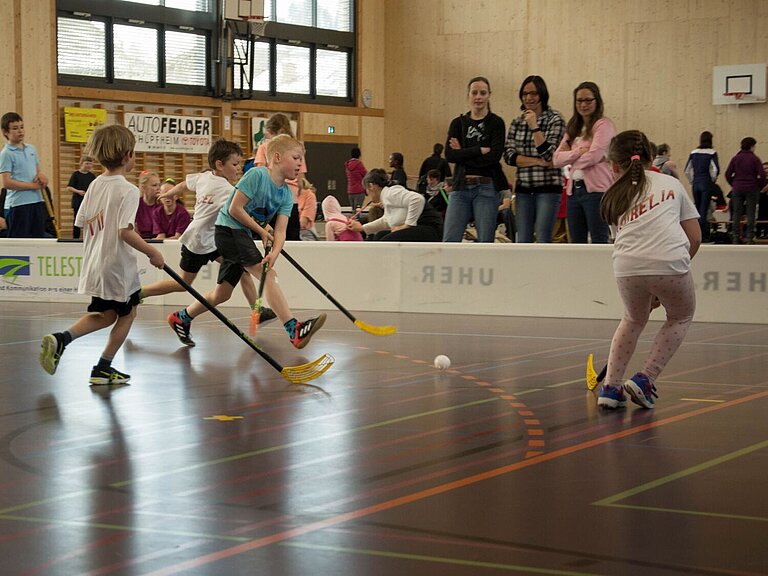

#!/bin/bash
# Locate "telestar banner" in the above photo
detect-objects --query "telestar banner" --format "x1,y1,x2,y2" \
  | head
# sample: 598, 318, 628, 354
124, 113, 212, 154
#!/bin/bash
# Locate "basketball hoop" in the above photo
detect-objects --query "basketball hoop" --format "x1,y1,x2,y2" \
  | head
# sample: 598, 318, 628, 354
243, 15, 268, 37
723, 91, 745, 101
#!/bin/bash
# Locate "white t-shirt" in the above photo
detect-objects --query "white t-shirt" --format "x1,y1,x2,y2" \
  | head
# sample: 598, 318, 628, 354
612, 170, 699, 277
179, 171, 235, 254
76, 175, 141, 301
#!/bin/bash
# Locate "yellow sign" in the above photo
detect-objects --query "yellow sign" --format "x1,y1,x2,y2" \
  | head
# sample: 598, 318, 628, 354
64, 107, 107, 143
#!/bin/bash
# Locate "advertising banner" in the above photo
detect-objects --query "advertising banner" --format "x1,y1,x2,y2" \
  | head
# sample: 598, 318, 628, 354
63, 107, 107, 143
124, 113, 212, 154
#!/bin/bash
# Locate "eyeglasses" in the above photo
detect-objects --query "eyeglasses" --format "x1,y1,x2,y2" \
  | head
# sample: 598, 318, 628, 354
576, 98, 596, 104
522, 91, 539, 98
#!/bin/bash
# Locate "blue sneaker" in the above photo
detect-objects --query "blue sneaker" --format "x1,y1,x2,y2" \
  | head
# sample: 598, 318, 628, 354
597, 385, 627, 409
623, 372, 657, 409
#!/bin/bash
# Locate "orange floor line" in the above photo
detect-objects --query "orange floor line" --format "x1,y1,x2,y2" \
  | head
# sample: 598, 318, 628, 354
142, 389, 768, 576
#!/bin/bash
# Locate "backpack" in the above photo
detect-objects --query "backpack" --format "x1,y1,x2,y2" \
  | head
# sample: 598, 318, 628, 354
328, 217, 363, 241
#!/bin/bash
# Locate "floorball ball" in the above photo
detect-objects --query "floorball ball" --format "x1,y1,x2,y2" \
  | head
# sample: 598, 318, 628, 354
434, 355, 451, 370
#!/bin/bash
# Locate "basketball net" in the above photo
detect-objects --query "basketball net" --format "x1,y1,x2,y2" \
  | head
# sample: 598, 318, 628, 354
242, 15, 268, 37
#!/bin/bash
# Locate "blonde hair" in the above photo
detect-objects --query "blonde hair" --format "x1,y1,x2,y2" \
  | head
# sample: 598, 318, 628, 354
266, 134, 303, 162
85, 125, 135, 170
138, 170, 159, 189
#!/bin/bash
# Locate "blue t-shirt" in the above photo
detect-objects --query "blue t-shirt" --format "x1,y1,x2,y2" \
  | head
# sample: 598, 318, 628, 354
215, 166, 293, 231
0, 143, 42, 208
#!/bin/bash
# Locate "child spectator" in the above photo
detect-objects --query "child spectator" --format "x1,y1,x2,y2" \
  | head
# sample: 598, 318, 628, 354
66, 155, 96, 239
167, 134, 325, 349
0, 112, 49, 237
345, 147, 367, 213
139, 139, 275, 328
298, 178, 318, 241
135, 170, 161, 239
152, 194, 191, 239
38, 124, 164, 385
424, 169, 442, 199
348, 168, 443, 241
322, 195, 363, 241
254, 113, 306, 241
597, 130, 700, 410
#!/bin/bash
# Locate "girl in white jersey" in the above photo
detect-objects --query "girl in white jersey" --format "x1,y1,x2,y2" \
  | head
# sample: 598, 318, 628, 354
597, 130, 701, 410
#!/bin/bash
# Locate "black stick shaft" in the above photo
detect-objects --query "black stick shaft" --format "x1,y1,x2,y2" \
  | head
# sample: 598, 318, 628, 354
163, 264, 283, 372
279, 249, 357, 323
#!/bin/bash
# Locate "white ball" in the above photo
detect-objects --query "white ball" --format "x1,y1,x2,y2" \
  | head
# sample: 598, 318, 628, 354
434, 355, 451, 370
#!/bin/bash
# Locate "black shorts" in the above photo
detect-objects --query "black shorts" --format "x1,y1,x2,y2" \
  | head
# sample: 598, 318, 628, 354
214, 225, 263, 287
87, 290, 141, 317
179, 244, 220, 274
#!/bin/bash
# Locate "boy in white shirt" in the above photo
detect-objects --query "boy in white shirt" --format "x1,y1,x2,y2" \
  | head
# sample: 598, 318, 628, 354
39, 125, 164, 385
139, 139, 275, 343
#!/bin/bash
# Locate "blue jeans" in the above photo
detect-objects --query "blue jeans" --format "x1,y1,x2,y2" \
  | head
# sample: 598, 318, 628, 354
515, 189, 561, 243
692, 182, 712, 240
567, 183, 609, 243
442, 183, 499, 242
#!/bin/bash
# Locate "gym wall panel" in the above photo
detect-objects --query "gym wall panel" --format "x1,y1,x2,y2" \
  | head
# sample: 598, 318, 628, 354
382, 0, 768, 191
2, 240, 765, 325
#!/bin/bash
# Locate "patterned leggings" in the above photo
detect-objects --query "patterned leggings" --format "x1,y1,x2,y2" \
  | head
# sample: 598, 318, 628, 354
605, 272, 696, 388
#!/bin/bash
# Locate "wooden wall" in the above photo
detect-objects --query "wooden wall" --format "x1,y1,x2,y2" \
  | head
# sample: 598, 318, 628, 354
3, 0, 767, 238
0, 0, 58, 198
382, 0, 768, 185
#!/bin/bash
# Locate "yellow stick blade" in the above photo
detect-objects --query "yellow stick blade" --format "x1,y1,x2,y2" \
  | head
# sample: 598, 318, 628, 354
354, 319, 397, 336
281, 353, 335, 384
586, 354, 599, 390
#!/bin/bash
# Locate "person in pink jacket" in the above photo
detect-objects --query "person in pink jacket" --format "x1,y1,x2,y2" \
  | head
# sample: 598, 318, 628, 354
553, 81, 615, 243
345, 147, 367, 213
322, 195, 363, 241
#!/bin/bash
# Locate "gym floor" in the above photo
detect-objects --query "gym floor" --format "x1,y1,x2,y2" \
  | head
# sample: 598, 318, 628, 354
1, 301, 767, 576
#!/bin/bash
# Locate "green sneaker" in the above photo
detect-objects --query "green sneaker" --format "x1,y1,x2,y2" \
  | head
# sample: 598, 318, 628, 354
39, 334, 65, 375
89, 366, 131, 386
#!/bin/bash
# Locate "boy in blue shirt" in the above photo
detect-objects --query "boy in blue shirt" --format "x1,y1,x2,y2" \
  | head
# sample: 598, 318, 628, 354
0, 112, 49, 237
168, 134, 325, 349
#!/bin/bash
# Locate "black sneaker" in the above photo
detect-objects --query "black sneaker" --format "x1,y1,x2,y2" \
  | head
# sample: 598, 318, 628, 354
168, 310, 195, 346
89, 366, 131, 386
289, 313, 327, 349
39, 334, 65, 375
258, 307, 277, 324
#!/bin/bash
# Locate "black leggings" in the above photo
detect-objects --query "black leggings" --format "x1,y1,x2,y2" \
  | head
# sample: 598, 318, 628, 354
375, 203, 443, 242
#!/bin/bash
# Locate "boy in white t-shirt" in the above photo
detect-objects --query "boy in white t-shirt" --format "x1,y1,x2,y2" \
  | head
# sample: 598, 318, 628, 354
597, 130, 700, 410
139, 139, 275, 343
39, 125, 164, 385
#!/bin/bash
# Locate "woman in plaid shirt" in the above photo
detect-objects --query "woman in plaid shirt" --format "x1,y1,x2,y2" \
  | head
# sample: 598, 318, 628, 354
504, 75, 566, 242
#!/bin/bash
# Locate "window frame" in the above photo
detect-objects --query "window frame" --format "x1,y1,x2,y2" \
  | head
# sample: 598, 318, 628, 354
57, 0, 216, 96
228, 19, 355, 106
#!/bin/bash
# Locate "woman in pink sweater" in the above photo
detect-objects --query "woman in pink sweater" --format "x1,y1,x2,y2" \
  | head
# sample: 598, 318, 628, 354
553, 81, 615, 243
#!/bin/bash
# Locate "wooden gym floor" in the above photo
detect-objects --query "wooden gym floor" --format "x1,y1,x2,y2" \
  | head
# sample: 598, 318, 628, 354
1, 301, 767, 576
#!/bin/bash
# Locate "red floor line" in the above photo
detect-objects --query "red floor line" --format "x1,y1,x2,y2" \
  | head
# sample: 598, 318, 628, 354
140, 390, 768, 576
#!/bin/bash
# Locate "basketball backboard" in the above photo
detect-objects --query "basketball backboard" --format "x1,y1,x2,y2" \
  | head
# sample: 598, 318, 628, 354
712, 64, 767, 105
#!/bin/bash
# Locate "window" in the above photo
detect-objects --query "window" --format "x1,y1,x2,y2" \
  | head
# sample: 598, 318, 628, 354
276, 44, 310, 95
116, 0, 211, 10
57, 17, 106, 77
113, 24, 159, 82
58, 0, 215, 94
316, 48, 347, 97
264, 0, 352, 32
233, 39, 270, 92
166, 30, 207, 86
231, 0, 355, 103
